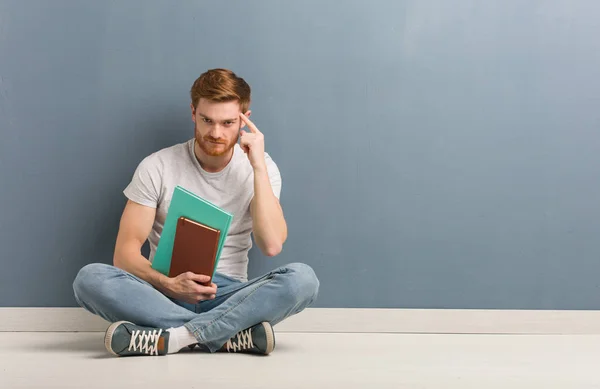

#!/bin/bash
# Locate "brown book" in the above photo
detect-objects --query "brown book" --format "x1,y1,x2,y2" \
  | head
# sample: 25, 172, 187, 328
168, 216, 220, 284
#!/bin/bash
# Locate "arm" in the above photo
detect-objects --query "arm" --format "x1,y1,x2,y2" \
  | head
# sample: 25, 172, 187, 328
113, 200, 217, 303
250, 167, 287, 256
239, 112, 287, 257
113, 200, 173, 294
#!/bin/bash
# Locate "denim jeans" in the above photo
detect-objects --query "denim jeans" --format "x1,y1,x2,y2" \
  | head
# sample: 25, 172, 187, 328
72, 262, 319, 352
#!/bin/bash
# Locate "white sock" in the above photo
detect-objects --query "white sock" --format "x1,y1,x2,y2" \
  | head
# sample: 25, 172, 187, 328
166, 326, 198, 354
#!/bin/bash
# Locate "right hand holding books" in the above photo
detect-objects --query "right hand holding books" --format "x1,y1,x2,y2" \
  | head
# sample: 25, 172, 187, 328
164, 272, 218, 304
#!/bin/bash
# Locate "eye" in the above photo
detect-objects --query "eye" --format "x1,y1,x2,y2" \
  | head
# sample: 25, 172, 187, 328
202, 118, 212, 123
224, 121, 234, 126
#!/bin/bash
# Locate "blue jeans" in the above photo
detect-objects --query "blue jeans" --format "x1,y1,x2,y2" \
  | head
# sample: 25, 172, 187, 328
72, 262, 319, 352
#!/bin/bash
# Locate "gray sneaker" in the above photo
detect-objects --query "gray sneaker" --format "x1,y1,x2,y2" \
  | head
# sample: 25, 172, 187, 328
223, 322, 275, 355
104, 321, 170, 357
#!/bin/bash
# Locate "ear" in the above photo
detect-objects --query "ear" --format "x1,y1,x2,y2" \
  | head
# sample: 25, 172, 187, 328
190, 103, 196, 123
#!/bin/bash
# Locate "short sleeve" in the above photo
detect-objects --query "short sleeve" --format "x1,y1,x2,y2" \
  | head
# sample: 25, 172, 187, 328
123, 155, 162, 208
265, 153, 282, 199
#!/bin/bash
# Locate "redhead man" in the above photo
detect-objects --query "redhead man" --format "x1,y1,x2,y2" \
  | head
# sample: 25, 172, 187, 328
73, 69, 319, 356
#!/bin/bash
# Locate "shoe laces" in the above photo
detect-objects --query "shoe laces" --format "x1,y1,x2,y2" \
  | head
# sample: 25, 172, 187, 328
128, 328, 163, 355
226, 328, 254, 352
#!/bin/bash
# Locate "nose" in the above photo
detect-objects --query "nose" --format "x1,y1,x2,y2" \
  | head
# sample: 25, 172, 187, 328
207, 124, 224, 139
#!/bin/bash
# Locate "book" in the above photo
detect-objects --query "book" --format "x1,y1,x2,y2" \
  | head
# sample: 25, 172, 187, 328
151, 185, 233, 276
168, 216, 220, 283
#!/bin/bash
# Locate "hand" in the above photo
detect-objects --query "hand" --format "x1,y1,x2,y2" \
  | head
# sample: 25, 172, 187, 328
239, 112, 266, 171
164, 272, 218, 304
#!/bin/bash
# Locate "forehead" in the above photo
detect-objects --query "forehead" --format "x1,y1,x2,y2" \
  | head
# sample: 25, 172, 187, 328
196, 99, 240, 119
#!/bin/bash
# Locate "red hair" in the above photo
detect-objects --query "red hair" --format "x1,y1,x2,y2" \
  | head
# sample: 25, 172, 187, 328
190, 68, 251, 112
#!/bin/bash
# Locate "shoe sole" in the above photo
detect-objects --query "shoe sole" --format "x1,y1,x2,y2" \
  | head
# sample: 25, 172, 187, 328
104, 320, 132, 357
262, 322, 275, 355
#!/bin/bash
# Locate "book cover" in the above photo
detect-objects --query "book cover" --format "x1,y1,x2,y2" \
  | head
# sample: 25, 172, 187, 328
152, 186, 233, 276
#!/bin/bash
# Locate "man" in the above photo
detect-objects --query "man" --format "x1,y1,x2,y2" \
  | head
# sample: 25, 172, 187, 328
73, 68, 319, 357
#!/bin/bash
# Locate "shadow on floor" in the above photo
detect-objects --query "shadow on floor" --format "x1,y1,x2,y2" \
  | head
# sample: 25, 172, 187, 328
21, 332, 293, 359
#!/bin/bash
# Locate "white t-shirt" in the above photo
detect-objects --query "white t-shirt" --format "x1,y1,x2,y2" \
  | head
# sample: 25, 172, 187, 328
123, 139, 282, 281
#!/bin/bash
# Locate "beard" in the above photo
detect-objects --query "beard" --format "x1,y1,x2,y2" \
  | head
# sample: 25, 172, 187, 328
195, 127, 238, 157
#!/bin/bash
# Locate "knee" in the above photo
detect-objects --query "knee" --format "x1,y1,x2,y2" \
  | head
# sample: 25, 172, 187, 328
280, 263, 320, 306
72, 263, 114, 304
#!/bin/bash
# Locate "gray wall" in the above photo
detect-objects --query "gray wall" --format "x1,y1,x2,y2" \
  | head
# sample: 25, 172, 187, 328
1, 1, 599, 309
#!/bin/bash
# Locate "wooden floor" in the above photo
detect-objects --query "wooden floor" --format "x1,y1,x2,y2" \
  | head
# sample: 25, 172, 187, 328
1, 332, 600, 388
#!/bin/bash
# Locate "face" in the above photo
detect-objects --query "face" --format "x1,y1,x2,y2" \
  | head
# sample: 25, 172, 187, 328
191, 99, 249, 157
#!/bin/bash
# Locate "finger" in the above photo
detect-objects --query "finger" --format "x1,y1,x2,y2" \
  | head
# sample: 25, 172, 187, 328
198, 293, 216, 301
239, 133, 251, 153
239, 131, 254, 144
196, 283, 218, 294
188, 273, 211, 284
239, 113, 260, 134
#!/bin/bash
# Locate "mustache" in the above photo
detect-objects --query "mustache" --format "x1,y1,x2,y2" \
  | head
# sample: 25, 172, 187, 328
203, 136, 227, 144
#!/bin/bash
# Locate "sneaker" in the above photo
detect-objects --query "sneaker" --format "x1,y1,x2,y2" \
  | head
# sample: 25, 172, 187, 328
104, 321, 170, 356
223, 322, 275, 355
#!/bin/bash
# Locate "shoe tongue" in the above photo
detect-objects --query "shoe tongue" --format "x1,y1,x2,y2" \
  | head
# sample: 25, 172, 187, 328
157, 336, 166, 353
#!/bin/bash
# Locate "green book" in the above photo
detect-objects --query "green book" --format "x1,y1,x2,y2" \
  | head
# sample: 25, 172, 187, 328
152, 185, 233, 276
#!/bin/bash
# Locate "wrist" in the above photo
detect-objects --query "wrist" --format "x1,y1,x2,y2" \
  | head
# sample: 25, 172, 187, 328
157, 274, 173, 293
253, 163, 268, 175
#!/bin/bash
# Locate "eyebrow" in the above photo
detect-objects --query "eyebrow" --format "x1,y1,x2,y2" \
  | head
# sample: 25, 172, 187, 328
198, 114, 238, 123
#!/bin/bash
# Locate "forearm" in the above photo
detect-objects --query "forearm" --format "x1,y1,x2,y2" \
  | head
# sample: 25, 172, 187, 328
113, 245, 172, 295
251, 167, 287, 256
